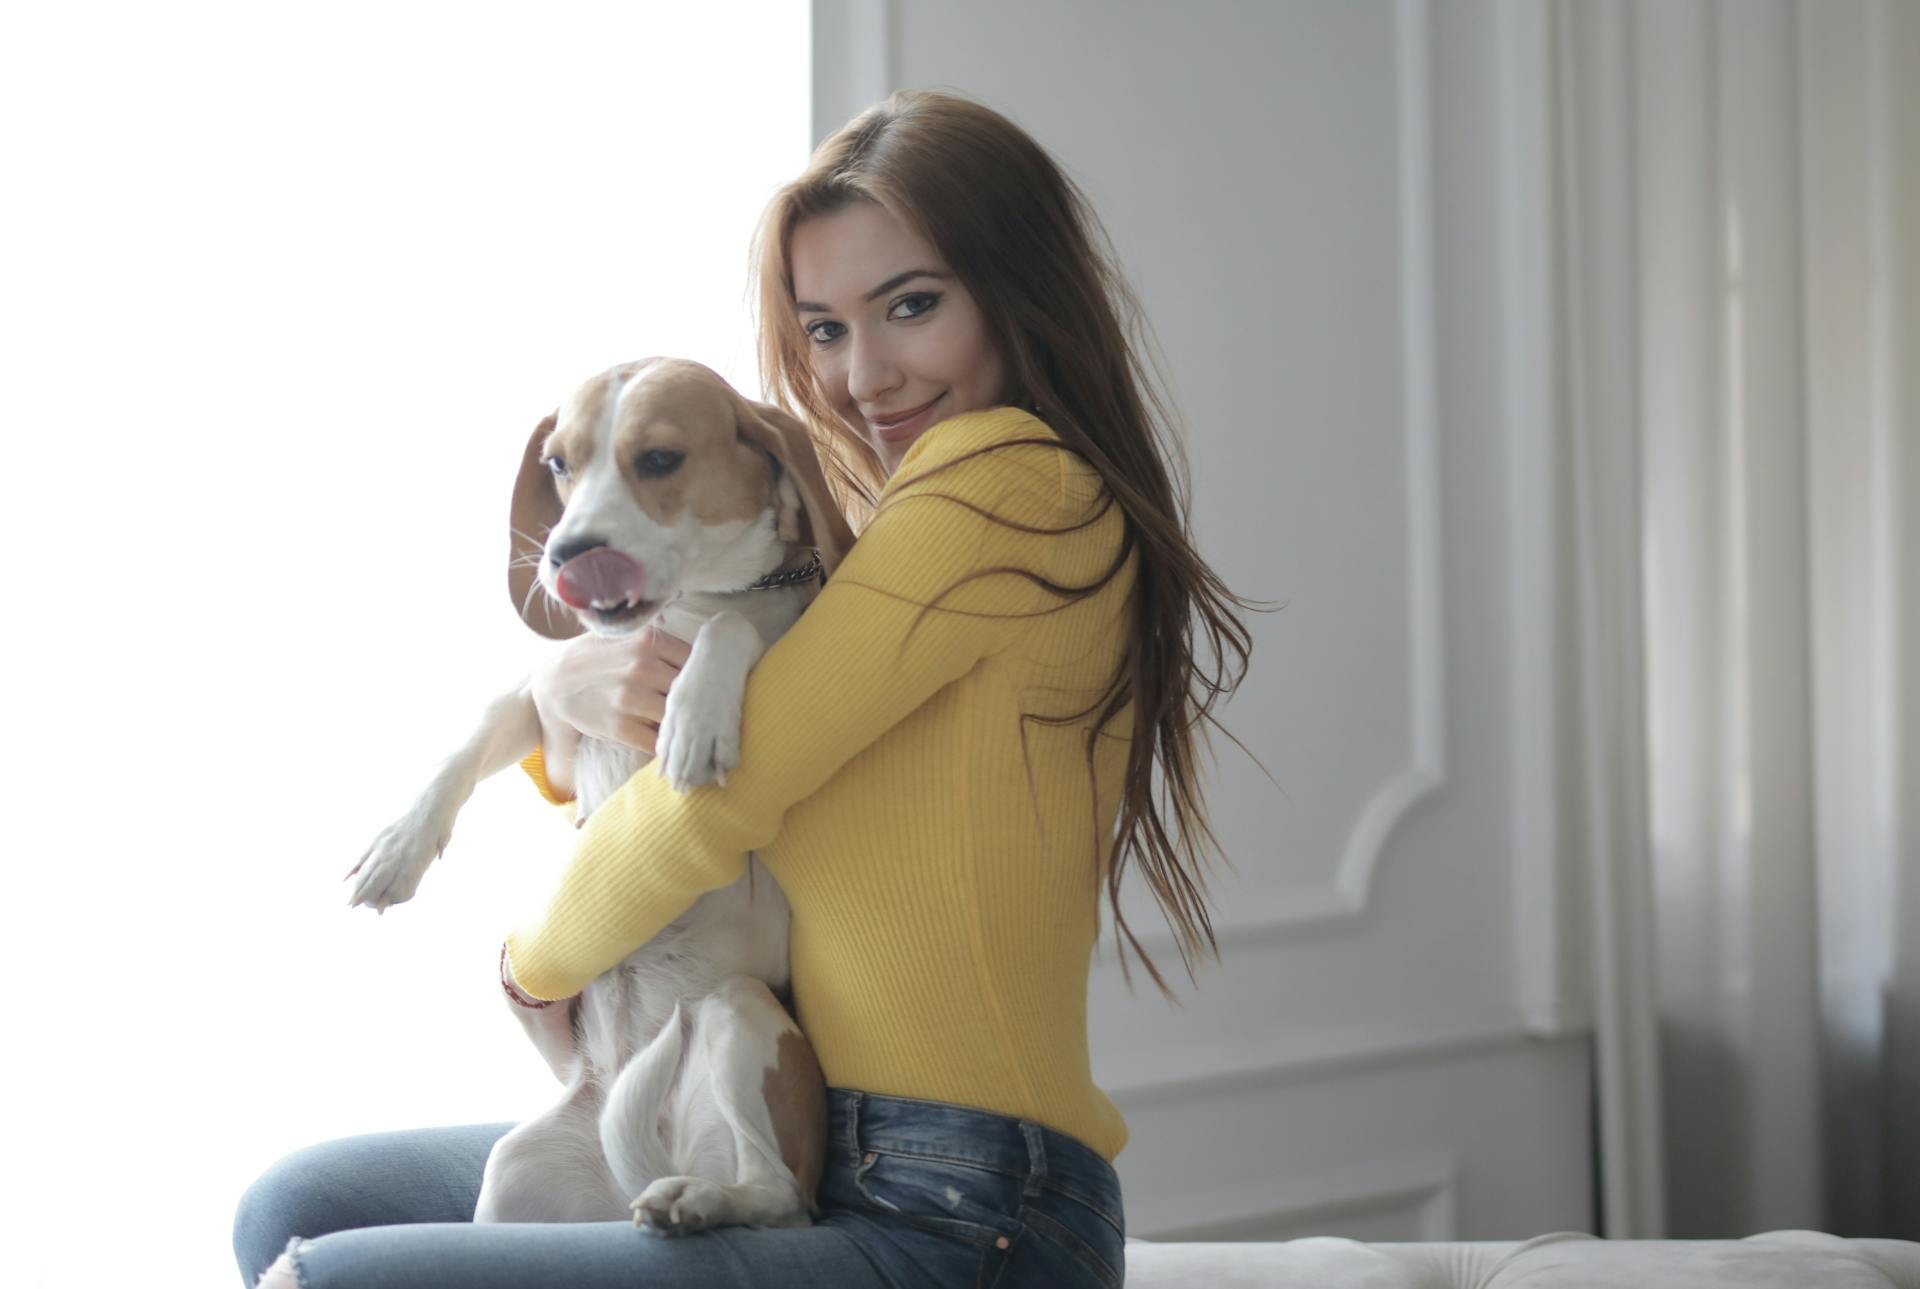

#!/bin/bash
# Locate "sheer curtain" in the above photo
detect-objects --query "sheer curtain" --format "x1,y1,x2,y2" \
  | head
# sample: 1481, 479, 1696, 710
0, 4, 808, 1284
1564, 0, 1917, 1241
1551, 0, 1912, 1237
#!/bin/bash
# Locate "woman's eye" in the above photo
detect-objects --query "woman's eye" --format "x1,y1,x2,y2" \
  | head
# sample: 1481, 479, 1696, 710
889, 291, 941, 321
636, 449, 684, 477
805, 320, 845, 346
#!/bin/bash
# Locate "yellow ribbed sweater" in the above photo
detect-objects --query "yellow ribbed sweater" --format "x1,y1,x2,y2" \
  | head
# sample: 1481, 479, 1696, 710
506, 407, 1135, 1162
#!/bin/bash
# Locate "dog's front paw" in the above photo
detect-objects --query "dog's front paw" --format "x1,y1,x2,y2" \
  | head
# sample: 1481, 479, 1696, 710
344, 811, 449, 911
631, 1175, 727, 1235
654, 673, 742, 793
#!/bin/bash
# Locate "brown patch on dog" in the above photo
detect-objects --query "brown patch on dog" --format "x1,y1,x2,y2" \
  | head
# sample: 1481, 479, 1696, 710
612, 362, 773, 531
729, 393, 857, 573
506, 410, 581, 640
763, 1026, 828, 1213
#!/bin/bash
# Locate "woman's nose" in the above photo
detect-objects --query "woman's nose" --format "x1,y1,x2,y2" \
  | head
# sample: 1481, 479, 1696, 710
845, 330, 902, 406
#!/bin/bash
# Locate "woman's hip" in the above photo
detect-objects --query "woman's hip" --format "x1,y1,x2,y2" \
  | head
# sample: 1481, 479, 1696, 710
821, 1086, 1127, 1289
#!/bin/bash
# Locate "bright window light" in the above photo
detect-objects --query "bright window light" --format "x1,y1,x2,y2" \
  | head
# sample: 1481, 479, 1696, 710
0, 3, 810, 1284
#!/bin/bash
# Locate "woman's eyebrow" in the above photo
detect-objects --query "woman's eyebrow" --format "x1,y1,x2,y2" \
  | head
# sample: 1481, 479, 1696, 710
794, 268, 950, 313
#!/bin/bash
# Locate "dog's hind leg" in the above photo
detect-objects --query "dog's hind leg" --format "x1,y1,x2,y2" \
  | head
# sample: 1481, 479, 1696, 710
627, 975, 825, 1235
474, 1075, 629, 1223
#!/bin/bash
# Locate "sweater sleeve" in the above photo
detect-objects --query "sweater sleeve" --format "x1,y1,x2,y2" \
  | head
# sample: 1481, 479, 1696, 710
519, 746, 579, 815
504, 409, 1093, 1001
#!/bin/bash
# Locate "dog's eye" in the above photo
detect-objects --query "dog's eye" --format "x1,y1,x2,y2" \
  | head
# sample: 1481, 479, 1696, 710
545, 456, 569, 480
637, 450, 684, 478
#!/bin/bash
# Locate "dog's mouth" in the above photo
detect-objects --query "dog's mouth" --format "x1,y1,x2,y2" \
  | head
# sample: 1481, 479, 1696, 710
552, 547, 659, 630
583, 594, 658, 629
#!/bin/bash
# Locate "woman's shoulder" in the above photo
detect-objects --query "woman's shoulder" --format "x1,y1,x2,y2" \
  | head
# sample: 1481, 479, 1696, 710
896, 405, 1058, 467
887, 406, 1099, 514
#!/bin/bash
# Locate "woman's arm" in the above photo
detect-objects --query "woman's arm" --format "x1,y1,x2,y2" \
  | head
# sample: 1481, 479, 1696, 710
500, 942, 583, 1082
504, 409, 1097, 1001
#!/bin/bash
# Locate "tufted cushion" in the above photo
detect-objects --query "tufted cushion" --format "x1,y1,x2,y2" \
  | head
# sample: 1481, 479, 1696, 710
1121, 1229, 1920, 1288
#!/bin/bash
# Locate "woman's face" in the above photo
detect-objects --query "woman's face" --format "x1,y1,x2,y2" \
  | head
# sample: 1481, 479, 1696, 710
790, 202, 1010, 476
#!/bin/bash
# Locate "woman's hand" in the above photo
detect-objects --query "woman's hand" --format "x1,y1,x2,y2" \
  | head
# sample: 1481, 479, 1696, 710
531, 624, 694, 759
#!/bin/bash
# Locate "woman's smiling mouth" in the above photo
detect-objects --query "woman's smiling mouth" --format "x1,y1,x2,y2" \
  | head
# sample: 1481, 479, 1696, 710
867, 393, 944, 442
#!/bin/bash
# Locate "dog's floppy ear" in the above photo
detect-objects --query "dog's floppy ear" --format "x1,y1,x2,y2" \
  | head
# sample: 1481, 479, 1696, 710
507, 410, 584, 640
733, 398, 858, 576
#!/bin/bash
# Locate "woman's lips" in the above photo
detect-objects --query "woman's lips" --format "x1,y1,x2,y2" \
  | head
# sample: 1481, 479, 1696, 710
869, 394, 943, 443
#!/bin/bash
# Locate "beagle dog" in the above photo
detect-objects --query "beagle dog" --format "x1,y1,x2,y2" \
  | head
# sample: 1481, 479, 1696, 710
342, 357, 856, 1235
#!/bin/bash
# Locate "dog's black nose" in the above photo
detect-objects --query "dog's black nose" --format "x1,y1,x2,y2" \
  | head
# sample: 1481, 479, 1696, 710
548, 537, 607, 568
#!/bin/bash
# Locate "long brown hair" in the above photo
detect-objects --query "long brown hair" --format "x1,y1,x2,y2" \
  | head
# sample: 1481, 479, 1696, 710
750, 89, 1267, 999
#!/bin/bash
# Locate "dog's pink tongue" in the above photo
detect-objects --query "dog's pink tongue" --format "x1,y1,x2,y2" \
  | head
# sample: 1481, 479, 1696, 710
554, 548, 649, 610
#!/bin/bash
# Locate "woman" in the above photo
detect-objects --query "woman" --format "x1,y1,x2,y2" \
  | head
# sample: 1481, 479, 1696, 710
235, 89, 1254, 1289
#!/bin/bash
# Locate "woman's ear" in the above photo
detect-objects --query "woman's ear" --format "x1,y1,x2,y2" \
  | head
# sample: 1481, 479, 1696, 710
733, 398, 858, 576
507, 411, 584, 640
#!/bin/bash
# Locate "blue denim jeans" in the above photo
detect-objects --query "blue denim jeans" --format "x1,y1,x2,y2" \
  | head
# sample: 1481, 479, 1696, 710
233, 1087, 1126, 1289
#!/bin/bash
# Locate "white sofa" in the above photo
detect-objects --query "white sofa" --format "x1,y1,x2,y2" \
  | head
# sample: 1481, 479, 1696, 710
1122, 1229, 1920, 1287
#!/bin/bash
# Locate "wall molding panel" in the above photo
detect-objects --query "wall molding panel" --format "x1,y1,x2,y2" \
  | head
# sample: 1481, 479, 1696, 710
1137, 1154, 1458, 1243
1133, 0, 1448, 956
1105, 1007, 1590, 1110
